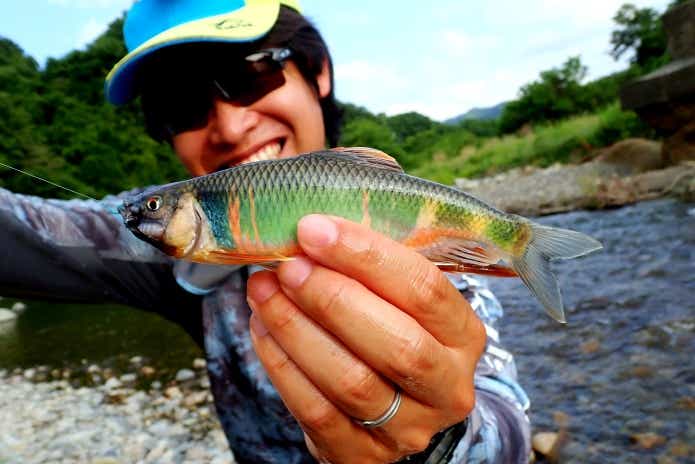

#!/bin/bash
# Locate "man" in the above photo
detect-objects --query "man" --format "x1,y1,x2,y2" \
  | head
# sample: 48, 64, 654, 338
0, 1, 531, 462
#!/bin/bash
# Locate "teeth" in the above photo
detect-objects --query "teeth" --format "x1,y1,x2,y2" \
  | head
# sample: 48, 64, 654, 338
243, 142, 282, 164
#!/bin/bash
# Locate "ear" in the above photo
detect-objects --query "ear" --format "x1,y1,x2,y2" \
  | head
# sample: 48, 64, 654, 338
316, 57, 331, 99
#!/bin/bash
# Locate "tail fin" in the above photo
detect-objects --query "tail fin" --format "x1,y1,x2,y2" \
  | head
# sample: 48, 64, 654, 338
512, 223, 603, 323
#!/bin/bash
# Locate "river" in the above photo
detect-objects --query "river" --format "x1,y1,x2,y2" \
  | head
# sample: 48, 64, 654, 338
1, 198, 693, 462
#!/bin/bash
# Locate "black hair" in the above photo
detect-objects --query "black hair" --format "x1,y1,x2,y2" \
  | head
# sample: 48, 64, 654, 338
139, 5, 343, 147
260, 5, 343, 147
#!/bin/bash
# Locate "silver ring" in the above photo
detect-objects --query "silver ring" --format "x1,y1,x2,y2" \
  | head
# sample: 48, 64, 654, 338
356, 389, 402, 429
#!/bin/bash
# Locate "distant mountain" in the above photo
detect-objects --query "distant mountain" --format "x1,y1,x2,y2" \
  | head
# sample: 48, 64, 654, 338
445, 101, 508, 124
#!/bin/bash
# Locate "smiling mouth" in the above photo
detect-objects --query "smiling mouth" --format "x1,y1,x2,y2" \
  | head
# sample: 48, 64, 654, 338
217, 140, 285, 172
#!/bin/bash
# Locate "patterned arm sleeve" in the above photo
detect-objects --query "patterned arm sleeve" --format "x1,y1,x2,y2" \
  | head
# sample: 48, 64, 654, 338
0, 187, 204, 343
445, 274, 531, 464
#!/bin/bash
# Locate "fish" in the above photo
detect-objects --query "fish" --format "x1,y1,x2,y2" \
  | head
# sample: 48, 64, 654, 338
119, 147, 602, 322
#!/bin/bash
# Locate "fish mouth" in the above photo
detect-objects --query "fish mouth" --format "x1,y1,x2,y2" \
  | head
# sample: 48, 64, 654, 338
118, 202, 140, 228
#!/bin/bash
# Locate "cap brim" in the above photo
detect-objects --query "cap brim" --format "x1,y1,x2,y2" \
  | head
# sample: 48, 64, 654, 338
105, 1, 281, 105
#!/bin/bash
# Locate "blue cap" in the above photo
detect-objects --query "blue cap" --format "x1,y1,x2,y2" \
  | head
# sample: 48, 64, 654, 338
105, 0, 301, 104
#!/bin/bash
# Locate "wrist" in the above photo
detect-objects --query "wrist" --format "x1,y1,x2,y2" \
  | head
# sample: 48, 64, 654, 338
396, 418, 469, 464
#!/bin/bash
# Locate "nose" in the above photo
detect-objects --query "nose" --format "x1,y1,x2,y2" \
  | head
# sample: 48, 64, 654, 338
207, 98, 260, 146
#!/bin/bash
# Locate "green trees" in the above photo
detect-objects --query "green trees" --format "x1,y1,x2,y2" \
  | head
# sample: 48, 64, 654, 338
609, 3, 668, 70
0, 19, 186, 199
499, 57, 590, 133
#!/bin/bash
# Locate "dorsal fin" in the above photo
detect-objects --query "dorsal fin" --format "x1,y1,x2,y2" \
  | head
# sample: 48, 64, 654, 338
328, 147, 404, 173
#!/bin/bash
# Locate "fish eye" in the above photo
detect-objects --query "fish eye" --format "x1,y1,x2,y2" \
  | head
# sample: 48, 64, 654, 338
145, 196, 162, 212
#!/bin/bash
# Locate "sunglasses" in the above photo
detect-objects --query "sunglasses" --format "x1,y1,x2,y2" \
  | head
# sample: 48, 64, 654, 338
141, 47, 292, 140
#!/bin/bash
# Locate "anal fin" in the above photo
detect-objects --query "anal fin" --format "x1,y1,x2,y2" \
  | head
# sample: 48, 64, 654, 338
416, 236, 514, 277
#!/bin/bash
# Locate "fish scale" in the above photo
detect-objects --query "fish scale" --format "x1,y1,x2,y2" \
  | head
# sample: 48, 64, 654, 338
120, 147, 602, 322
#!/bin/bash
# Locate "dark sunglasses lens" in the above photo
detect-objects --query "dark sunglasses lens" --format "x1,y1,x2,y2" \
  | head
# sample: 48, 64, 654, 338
143, 80, 212, 138
215, 66, 286, 107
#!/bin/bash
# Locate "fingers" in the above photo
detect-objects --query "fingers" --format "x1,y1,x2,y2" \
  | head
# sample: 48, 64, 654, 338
248, 312, 391, 463
247, 271, 443, 461
294, 215, 481, 349
247, 270, 396, 420
275, 257, 467, 408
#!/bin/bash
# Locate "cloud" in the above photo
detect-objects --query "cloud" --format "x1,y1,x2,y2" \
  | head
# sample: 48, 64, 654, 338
77, 18, 107, 48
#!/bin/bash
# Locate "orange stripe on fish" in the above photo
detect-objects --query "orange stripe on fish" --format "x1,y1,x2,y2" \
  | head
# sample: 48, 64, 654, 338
401, 227, 474, 249
248, 185, 261, 248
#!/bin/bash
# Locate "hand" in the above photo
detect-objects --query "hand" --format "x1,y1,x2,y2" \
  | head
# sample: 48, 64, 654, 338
246, 215, 487, 463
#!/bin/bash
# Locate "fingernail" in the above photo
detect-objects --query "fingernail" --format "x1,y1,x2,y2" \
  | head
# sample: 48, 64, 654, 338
298, 215, 338, 249
278, 256, 313, 289
250, 314, 268, 337
247, 276, 279, 307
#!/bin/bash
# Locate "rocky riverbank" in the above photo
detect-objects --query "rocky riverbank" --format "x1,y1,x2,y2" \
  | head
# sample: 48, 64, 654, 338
455, 138, 695, 216
0, 360, 234, 464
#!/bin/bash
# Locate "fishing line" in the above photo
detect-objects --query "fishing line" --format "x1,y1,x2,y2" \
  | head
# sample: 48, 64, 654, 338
0, 161, 121, 216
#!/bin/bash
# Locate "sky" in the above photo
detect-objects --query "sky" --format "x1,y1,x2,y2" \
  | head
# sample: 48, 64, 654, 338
1, 0, 671, 121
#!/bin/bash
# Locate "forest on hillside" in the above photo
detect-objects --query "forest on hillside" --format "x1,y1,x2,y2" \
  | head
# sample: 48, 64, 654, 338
0, 1, 684, 197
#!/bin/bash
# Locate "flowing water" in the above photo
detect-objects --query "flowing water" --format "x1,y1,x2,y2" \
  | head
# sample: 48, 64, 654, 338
0, 198, 693, 462
488, 198, 694, 463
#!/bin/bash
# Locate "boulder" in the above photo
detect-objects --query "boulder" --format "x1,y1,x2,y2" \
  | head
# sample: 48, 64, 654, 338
595, 138, 663, 173
620, 1, 695, 163
0, 308, 17, 323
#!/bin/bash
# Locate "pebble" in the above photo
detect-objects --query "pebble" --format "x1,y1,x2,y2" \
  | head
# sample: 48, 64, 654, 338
176, 368, 196, 382
11, 302, 27, 313
0, 375, 235, 464
120, 373, 137, 384
164, 386, 183, 399
630, 432, 667, 449
87, 364, 100, 374
580, 338, 601, 355
532, 432, 560, 457
183, 391, 209, 408
0, 308, 17, 323
104, 378, 122, 390
193, 358, 207, 370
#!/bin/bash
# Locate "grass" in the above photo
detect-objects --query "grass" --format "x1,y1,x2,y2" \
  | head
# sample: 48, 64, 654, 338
411, 104, 653, 185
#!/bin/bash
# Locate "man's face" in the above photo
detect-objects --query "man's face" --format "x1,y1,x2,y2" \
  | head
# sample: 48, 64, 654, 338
169, 60, 330, 176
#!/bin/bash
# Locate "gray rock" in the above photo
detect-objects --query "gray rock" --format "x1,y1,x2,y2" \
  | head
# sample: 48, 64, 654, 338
11, 302, 27, 313
87, 364, 101, 374
120, 373, 137, 384
193, 358, 207, 370
0, 308, 17, 323
175, 368, 196, 382
104, 377, 122, 390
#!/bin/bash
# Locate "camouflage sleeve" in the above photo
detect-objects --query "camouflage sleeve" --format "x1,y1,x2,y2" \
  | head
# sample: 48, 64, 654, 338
444, 274, 532, 464
0, 187, 204, 342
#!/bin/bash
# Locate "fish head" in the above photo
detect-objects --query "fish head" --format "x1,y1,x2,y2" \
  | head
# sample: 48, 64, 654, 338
120, 186, 201, 257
